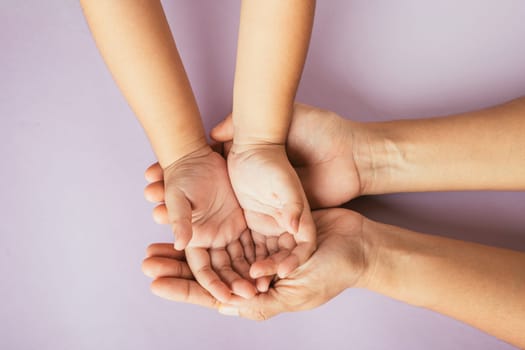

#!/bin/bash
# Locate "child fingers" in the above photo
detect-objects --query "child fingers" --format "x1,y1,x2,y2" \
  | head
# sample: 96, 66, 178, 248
277, 241, 315, 278
255, 276, 273, 293
239, 231, 256, 265
249, 250, 290, 279
226, 238, 254, 282
210, 248, 257, 299
281, 203, 304, 234
165, 187, 193, 250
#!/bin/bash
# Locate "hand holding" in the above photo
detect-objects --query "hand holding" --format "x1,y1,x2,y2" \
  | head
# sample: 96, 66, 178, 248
145, 154, 296, 296
142, 209, 369, 320
212, 104, 364, 209
148, 146, 259, 301
226, 143, 317, 278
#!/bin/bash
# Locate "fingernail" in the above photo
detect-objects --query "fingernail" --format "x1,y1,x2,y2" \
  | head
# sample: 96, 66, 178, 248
218, 306, 239, 317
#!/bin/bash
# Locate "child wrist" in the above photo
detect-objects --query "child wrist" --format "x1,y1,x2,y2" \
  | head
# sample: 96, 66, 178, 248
229, 142, 286, 155
160, 138, 211, 170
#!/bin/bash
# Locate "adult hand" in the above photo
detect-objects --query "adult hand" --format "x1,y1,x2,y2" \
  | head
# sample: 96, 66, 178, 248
142, 209, 369, 320
212, 104, 365, 209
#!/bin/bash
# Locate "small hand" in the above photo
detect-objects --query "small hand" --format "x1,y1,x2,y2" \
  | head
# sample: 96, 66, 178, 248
149, 145, 259, 302
145, 154, 289, 296
212, 104, 363, 208
142, 209, 369, 320
227, 143, 316, 278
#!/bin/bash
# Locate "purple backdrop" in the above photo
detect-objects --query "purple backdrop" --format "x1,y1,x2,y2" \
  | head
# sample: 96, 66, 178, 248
1, 1, 524, 349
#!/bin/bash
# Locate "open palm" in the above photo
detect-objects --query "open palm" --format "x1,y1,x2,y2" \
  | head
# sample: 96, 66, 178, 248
145, 148, 298, 297
142, 209, 369, 320
147, 146, 260, 301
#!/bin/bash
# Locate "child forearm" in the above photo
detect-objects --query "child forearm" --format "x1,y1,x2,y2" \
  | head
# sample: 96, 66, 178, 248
363, 220, 525, 348
80, 0, 206, 167
233, 0, 315, 145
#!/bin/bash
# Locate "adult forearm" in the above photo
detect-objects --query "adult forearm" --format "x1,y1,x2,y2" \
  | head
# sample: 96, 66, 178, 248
361, 219, 525, 347
233, 0, 315, 144
353, 97, 525, 194
81, 0, 206, 167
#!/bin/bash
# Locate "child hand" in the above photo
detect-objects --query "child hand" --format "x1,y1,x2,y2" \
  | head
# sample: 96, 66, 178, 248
227, 143, 317, 278
144, 152, 281, 298
156, 145, 258, 301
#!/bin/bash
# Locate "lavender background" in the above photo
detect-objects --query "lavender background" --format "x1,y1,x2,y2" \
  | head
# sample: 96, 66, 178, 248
1, 0, 525, 349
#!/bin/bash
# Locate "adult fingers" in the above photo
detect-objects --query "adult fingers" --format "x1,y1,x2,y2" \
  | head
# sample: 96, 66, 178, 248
250, 233, 275, 292
219, 292, 282, 321
185, 247, 234, 303
142, 256, 193, 279
152, 204, 169, 224
150, 277, 219, 309
144, 180, 165, 203
146, 243, 185, 259
145, 162, 163, 182
210, 113, 233, 142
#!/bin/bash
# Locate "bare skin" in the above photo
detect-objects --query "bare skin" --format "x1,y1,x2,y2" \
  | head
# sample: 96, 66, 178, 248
143, 208, 525, 348
230, 0, 317, 277
80, 0, 317, 284
144, 100, 525, 347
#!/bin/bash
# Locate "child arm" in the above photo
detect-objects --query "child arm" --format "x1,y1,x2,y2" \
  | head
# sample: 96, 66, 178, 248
80, 0, 207, 167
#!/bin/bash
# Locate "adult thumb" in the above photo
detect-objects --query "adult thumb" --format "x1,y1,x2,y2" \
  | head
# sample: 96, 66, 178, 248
210, 114, 234, 142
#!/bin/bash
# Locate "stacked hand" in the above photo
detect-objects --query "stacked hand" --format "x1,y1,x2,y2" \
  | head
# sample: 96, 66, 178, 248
212, 104, 362, 208
142, 208, 368, 320
148, 144, 299, 300
145, 104, 364, 302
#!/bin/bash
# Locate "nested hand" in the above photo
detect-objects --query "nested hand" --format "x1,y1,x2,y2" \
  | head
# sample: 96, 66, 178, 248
226, 143, 317, 278
147, 146, 262, 302
212, 104, 363, 209
142, 209, 369, 320
145, 150, 296, 298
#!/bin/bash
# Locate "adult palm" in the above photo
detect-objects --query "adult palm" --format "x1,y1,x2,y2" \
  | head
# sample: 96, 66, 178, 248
142, 209, 369, 320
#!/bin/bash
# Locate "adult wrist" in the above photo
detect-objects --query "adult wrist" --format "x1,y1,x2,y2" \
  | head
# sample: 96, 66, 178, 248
358, 218, 432, 308
351, 121, 406, 196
